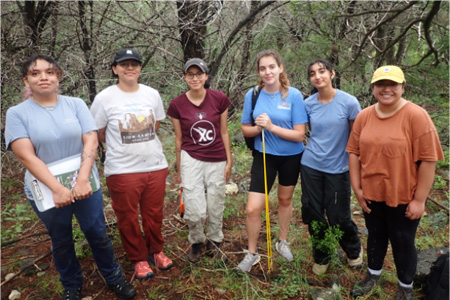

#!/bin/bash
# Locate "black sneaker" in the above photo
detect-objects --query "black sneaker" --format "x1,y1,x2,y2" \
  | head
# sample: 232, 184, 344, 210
187, 243, 203, 263
206, 240, 221, 257
395, 284, 413, 300
62, 288, 81, 300
352, 271, 380, 297
108, 278, 137, 299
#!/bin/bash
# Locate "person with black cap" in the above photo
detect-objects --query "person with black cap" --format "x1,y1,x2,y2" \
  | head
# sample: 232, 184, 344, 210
347, 66, 444, 299
167, 58, 232, 263
91, 49, 173, 281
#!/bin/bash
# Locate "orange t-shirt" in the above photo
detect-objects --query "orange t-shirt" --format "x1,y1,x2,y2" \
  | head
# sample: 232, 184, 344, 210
346, 102, 444, 207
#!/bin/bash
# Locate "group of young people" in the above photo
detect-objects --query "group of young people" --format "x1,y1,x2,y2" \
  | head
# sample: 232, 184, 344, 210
5, 49, 443, 300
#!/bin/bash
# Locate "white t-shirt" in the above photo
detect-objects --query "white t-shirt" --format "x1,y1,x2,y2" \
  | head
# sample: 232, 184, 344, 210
91, 84, 168, 176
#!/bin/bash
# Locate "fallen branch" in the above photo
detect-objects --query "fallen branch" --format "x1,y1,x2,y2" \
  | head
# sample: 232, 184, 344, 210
1, 230, 48, 247
427, 196, 449, 212
1, 249, 52, 287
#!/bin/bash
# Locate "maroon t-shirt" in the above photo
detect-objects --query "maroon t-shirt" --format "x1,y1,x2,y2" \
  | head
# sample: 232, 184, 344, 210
167, 89, 231, 162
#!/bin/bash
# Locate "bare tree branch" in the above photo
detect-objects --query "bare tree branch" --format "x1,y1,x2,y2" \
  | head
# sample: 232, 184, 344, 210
209, 1, 278, 77
347, 1, 418, 67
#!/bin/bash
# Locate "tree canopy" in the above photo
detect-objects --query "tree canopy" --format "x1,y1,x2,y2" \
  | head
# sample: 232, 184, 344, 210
1, 1, 448, 140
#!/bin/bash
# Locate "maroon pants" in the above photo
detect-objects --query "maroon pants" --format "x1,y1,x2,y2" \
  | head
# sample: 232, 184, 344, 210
106, 168, 168, 263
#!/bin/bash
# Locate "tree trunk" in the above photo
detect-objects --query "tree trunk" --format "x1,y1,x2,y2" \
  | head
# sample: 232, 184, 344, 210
176, 0, 210, 61
78, 0, 96, 103
19, 1, 57, 55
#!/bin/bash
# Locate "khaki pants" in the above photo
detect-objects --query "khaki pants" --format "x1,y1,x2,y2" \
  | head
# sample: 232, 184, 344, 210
180, 150, 226, 244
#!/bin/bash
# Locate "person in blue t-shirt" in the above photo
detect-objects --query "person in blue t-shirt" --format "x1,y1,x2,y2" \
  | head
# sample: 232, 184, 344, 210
300, 59, 362, 276
4, 55, 136, 300
237, 50, 308, 272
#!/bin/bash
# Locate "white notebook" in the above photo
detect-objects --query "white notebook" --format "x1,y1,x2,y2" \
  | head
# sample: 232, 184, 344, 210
28, 154, 100, 212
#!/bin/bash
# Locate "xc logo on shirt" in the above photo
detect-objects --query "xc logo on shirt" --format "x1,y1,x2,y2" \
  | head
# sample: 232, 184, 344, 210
190, 120, 216, 146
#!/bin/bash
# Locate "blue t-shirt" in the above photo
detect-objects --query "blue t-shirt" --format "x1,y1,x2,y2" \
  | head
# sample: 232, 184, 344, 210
301, 89, 361, 174
241, 86, 308, 156
5, 95, 98, 199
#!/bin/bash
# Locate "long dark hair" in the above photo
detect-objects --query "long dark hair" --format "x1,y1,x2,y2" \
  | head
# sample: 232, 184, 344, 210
255, 49, 290, 100
307, 59, 334, 95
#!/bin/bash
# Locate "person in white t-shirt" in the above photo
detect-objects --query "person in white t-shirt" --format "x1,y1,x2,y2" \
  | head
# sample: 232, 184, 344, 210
90, 49, 172, 280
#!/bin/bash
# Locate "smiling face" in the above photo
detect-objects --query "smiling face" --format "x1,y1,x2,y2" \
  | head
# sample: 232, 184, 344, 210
372, 79, 405, 107
23, 59, 60, 97
308, 62, 334, 90
184, 66, 208, 91
112, 59, 142, 83
257, 55, 283, 87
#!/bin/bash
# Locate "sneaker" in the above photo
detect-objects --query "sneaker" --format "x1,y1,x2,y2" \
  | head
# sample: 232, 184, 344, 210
236, 250, 260, 272
62, 288, 81, 300
352, 271, 381, 297
312, 263, 329, 276
149, 251, 173, 270
132, 261, 154, 279
275, 240, 293, 261
187, 243, 203, 263
206, 240, 221, 257
108, 278, 137, 299
395, 284, 414, 300
347, 245, 364, 267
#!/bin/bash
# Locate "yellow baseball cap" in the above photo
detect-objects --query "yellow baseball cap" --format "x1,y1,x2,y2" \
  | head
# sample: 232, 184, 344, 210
371, 66, 405, 84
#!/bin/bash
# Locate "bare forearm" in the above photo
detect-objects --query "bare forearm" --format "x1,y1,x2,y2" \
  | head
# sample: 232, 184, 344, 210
78, 131, 98, 182
267, 124, 305, 142
11, 139, 63, 192
413, 161, 437, 203
348, 153, 362, 192
241, 124, 262, 138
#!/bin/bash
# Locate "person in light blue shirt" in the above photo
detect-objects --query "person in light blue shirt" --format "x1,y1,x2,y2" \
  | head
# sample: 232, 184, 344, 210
237, 50, 308, 272
300, 59, 362, 276
5, 55, 136, 300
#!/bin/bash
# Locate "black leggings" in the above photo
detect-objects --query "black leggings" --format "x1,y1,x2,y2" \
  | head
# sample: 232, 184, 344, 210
364, 201, 420, 284
300, 165, 361, 264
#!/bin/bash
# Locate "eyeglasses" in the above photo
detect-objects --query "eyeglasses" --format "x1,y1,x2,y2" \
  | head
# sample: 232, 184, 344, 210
373, 82, 403, 89
185, 72, 205, 80
117, 61, 141, 68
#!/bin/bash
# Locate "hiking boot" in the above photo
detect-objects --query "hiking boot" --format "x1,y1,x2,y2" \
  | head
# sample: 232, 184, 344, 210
108, 278, 137, 299
149, 251, 173, 270
275, 240, 293, 261
347, 246, 364, 267
312, 263, 329, 276
236, 250, 260, 272
395, 284, 414, 300
132, 261, 154, 279
62, 288, 81, 300
188, 243, 203, 263
206, 240, 221, 257
352, 271, 381, 297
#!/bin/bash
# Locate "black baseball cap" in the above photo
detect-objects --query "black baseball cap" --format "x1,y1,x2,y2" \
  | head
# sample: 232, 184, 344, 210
184, 58, 208, 73
113, 49, 142, 64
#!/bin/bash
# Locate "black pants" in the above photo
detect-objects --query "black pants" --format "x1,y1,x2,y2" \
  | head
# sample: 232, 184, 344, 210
300, 164, 361, 265
364, 201, 420, 284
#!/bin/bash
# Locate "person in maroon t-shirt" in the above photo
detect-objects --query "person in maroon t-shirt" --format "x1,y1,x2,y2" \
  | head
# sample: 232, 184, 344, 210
167, 58, 232, 263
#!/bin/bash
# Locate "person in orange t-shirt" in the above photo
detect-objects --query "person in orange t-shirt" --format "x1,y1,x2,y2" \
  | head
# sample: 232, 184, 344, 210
346, 66, 444, 300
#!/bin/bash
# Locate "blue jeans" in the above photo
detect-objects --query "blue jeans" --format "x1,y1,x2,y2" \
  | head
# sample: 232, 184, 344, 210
30, 189, 123, 290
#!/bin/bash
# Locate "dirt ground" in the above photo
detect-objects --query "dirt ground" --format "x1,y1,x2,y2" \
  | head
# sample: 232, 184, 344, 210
1, 169, 448, 300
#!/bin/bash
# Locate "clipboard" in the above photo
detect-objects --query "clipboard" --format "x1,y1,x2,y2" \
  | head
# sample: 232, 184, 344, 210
27, 154, 100, 212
